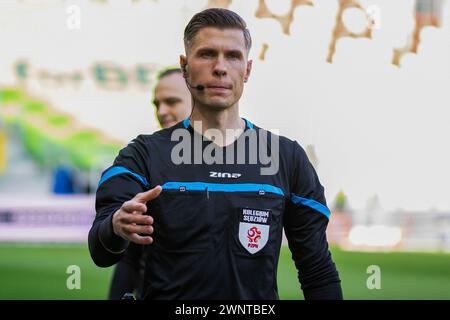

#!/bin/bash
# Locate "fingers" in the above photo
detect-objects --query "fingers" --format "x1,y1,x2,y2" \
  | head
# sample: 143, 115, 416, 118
134, 185, 162, 203
121, 201, 147, 214
123, 224, 153, 235
112, 186, 162, 245
122, 185, 163, 212
129, 234, 153, 245
121, 213, 153, 225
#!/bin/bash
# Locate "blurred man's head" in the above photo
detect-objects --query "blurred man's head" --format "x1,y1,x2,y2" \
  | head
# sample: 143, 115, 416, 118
153, 68, 192, 128
180, 8, 252, 111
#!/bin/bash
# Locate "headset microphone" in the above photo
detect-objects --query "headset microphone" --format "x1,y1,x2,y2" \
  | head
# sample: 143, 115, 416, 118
193, 84, 205, 91
186, 80, 205, 91
183, 64, 205, 91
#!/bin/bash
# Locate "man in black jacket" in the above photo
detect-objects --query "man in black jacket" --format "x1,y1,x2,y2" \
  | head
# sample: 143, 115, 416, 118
107, 68, 192, 299
89, 8, 343, 300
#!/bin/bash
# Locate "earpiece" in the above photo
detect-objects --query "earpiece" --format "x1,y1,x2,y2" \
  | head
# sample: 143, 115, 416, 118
181, 62, 204, 90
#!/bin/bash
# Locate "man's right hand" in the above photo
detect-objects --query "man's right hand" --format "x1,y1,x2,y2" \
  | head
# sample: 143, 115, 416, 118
112, 185, 162, 245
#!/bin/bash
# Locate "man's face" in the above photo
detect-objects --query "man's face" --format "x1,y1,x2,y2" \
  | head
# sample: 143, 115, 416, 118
181, 27, 252, 110
153, 72, 192, 128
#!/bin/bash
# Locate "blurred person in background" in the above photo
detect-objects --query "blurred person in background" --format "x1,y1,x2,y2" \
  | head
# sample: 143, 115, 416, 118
153, 68, 192, 129
107, 67, 192, 299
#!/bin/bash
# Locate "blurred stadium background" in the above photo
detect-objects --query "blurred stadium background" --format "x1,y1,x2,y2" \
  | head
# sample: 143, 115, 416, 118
1, 0, 449, 299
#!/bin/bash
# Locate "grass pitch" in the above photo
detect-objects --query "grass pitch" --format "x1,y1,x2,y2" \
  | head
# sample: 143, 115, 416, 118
0, 243, 449, 300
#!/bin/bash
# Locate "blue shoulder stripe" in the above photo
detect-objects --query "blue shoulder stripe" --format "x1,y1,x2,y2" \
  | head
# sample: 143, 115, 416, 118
98, 166, 149, 188
243, 118, 254, 129
182, 117, 190, 129
290, 193, 331, 219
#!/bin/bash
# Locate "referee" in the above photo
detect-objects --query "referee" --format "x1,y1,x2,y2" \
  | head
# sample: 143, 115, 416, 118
89, 8, 343, 300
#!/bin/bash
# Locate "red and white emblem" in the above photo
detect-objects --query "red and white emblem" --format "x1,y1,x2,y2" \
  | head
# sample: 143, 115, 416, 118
238, 208, 271, 254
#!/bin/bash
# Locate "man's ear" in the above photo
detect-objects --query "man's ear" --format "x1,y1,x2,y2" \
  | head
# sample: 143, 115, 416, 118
180, 55, 188, 77
244, 59, 253, 83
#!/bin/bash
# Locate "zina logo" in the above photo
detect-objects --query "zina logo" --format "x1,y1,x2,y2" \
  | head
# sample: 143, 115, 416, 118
209, 171, 242, 179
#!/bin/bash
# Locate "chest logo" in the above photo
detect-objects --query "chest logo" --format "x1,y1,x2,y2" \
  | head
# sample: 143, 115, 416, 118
238, 208, 271, 254
210, 171, 241, 179
247, 226, 262, 243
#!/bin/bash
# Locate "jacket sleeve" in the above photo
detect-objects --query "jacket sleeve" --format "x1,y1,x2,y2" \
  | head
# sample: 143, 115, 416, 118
283, 141, 343, 300
88, 135, 151, 268
108, 243, 144, 299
